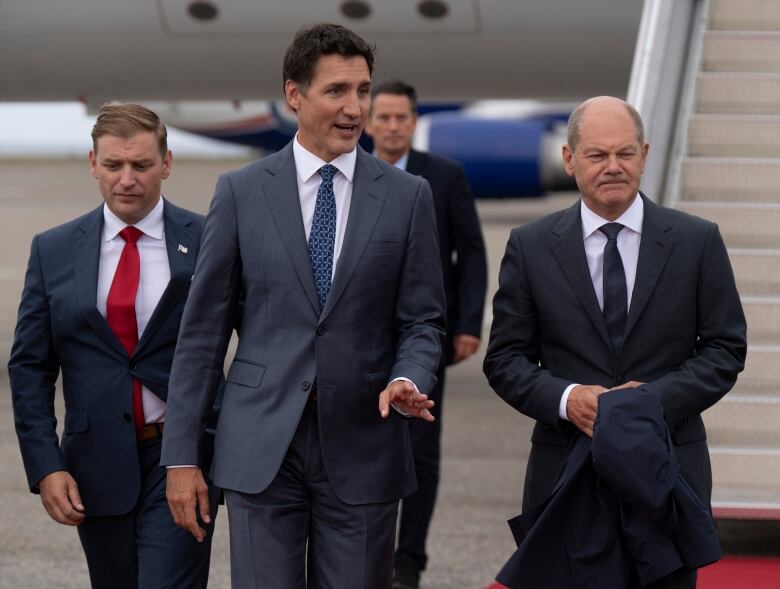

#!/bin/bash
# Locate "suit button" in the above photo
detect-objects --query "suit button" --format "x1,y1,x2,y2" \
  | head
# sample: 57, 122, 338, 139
316, 327, 324, 336
122, 413, 132, 423
302, 382, 311, 392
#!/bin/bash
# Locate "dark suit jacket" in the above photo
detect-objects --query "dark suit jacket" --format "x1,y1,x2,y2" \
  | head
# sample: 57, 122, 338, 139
9, 199, 206, 516
406, 149, 487, 360
161, 143, 446, 505
497, 388, 721, 588
484, 194, 747, 512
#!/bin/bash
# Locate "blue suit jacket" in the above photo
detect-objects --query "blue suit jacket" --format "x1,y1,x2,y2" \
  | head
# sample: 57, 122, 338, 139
161, 144, 446, 505
9, 199, 207, 516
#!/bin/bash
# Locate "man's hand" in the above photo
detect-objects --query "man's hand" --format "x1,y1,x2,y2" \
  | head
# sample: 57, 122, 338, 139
610, 380, 645, 391
378, 380, 435, 422
566, 384, 608, 437
452, 334, 481, 364
38, 470, 85, 526
166, 467, 211, 542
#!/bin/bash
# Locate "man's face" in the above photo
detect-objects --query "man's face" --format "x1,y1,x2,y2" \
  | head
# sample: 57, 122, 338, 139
366, 93, 417, 162
285, 54, 371, 162
562, 102, 649, 221
89, 132, 171, 225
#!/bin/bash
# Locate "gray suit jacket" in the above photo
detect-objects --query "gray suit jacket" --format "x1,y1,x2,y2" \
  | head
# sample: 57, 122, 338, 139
161, 143, 446, 505
484, 195, 747, 512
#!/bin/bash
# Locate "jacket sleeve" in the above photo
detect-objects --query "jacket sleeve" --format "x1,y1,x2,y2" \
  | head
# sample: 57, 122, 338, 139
483, 228, 572, 427
8, 235, 66, 492
644, 223, 747, 425
389, 178, 447, 395
160, 174, 242, 466
447, 164, 488, 337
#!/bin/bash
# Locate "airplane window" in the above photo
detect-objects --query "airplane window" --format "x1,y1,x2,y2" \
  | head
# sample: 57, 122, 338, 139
418, 0, 449, 20
188, 1, 219, 22
341, 0, 372, 20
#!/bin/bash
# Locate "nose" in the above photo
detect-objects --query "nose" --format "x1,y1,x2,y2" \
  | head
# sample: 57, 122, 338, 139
342, 91, 361, 118
119, 165, 135, 187
605, 154, 622, 174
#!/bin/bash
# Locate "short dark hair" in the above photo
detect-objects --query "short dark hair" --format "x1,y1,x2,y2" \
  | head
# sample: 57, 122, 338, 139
371, 79, 418, 112
91, 103, 168, 156
282, 23, 375, 92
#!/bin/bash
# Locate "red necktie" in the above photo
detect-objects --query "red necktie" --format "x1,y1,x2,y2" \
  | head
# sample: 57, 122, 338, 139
106, 226, 145, 434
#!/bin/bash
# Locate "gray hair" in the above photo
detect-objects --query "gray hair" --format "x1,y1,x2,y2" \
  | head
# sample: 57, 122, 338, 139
567, 98, 645, 151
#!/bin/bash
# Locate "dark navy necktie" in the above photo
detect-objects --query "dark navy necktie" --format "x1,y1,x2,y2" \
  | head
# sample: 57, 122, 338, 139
308, 164, 337, 310
599, 222, 627, 353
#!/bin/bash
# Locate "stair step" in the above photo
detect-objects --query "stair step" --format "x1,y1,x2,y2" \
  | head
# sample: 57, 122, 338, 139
703, 31, 780, 73
677, 202, 780, 249
732, 345, 780, 395
743, 297, 780, 345
710, 0, 780, 32
710, 449, 780, 507
680, 158, 780, 205
705, 395, 780, 448
730, 250, 780, 297
689, 114, 780, 159
697, 73, 780, 115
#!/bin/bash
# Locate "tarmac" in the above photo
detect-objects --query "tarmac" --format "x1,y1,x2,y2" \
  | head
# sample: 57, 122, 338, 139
0, 157, 580, 589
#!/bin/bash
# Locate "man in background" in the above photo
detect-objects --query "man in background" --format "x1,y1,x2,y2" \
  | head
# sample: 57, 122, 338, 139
9, 103, 218, 588
366, 79, 488, 589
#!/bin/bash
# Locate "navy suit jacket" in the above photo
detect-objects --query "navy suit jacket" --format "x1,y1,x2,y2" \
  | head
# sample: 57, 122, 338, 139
497, 388, 721, 588
406, 149, 487, 360
9, 199, 207, 516
484, 195, 747, 513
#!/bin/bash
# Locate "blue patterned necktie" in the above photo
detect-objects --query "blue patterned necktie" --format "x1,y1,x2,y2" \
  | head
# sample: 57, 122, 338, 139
308, 164, 338, 310
599, 222, 627, 353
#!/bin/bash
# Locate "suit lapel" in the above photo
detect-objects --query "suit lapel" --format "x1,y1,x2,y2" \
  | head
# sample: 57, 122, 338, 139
263, 144, 321, 316
550, 201, 613, 352
405, 149, 426, 177
73, 205, 128, 358
623, 195, 674, 342
319, 148, 387, 323
135, 199, 198, 355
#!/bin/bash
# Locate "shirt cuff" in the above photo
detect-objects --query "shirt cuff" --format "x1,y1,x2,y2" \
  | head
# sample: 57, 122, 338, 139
559, 383, 579, 421
389, 377, 419, 416
166, 465, 198, 469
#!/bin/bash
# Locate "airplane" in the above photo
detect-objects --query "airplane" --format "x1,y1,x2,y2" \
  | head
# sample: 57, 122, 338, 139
0, 0, 644, 197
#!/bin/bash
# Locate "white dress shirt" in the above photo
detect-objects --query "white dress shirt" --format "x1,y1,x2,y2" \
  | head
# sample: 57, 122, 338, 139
97, 197, 169, 424
558, 195, 644, 420
293, 135, 355, 279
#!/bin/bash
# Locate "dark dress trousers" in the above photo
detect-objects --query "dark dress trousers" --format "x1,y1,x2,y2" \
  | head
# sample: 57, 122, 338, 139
497, 388, 721, 588
161, 143, 446, 588
484, 195, 746, 584
396, 149, 487, 571
9, 200, 218, 589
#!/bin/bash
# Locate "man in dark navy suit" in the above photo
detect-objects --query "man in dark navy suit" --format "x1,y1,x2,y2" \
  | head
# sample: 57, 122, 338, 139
484, 96, 746, 588
9, 104, 218, 589
366, 79, 488, 589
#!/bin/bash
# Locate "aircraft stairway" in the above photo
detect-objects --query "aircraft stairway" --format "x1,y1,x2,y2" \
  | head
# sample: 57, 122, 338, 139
672, 0, 780, 518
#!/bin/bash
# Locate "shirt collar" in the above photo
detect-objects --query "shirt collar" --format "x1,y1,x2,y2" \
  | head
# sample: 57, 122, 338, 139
372, 150, 409, 171
580, 193, 644, 239
102, 196, 165, 242
293, 134, 357, 184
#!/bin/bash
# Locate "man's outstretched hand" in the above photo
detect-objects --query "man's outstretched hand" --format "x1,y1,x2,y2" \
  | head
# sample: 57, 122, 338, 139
378, 380, 435, 422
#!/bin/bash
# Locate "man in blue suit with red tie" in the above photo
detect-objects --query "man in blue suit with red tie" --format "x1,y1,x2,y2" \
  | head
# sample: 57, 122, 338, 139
9, 104, 218, 588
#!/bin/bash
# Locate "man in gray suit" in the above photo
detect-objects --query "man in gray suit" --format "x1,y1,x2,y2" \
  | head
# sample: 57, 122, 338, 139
162, 23, 446, 588
484, 97, 746, 588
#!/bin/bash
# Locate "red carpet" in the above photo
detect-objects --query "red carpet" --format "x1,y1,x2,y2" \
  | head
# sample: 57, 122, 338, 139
483, 556, 780, 589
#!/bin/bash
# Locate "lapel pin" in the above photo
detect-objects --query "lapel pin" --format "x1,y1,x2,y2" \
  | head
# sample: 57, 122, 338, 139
178, 244, 189, 254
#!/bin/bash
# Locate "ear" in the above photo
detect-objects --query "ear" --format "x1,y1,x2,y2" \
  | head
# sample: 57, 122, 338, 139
88, 150, 98, 179
285, 80, 301, 114
161, 150, 173, 179
410, 112, 419, 134
562, 144, 575, 177
639, 142, 649, 173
